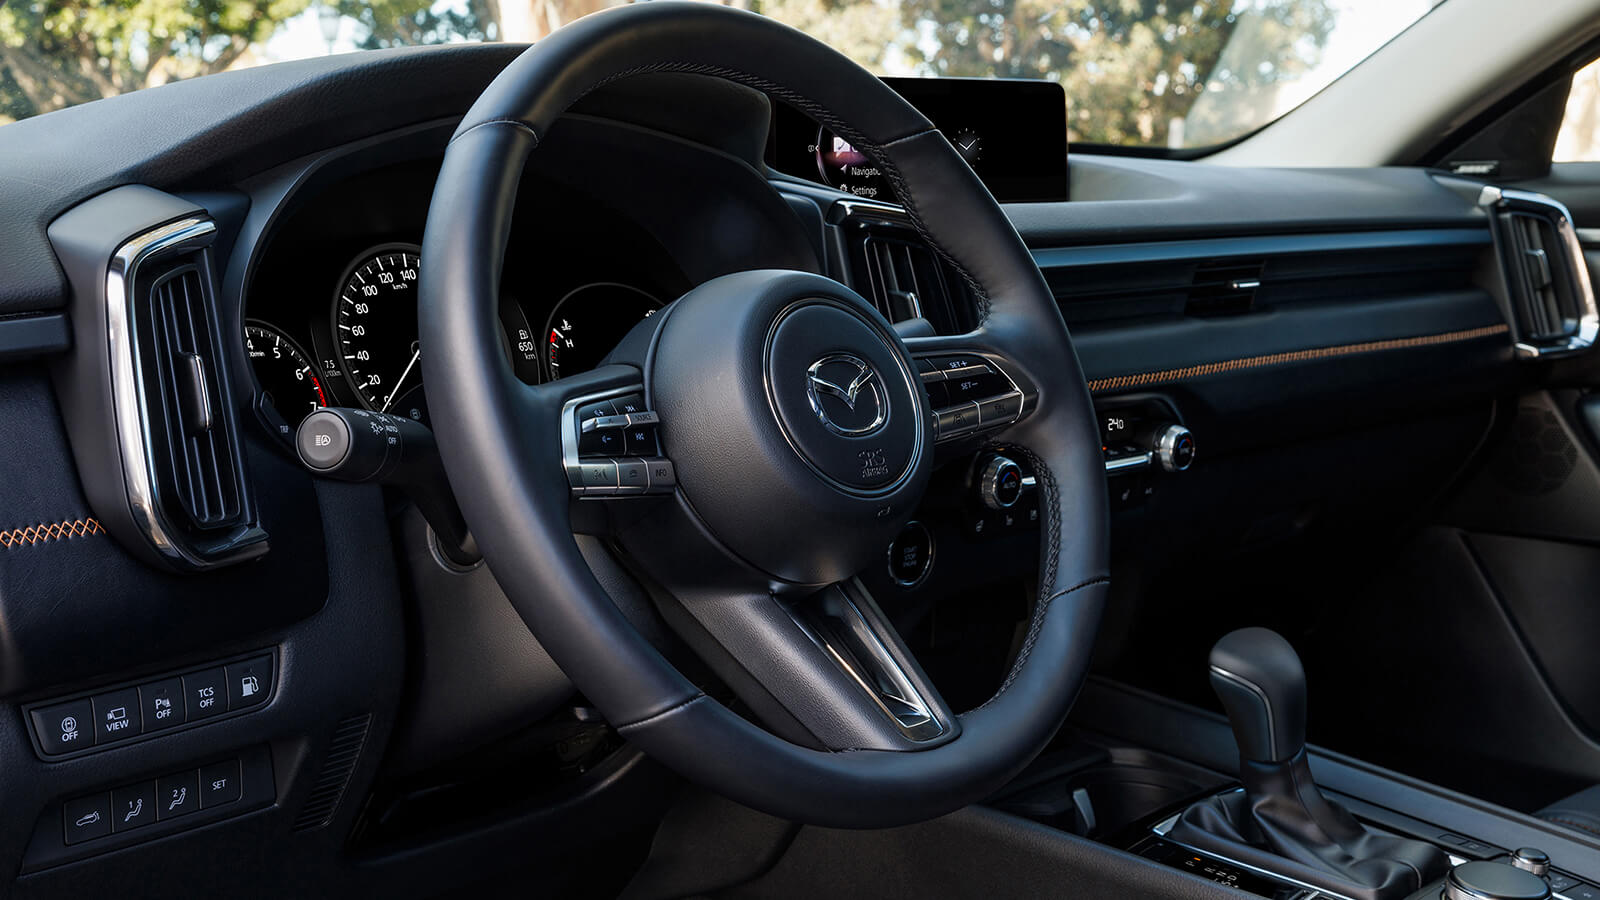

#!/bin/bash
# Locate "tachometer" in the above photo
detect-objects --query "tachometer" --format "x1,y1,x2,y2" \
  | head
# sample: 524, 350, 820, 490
545, 283, 663, 380
331, 244, 423, 414
244, 321, 326, 428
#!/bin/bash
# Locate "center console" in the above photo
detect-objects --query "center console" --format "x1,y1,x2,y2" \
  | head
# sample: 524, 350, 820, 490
996, 628, 1600, 900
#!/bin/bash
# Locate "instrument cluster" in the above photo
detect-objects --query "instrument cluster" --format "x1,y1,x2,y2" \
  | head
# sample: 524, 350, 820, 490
241, 159, 684, 438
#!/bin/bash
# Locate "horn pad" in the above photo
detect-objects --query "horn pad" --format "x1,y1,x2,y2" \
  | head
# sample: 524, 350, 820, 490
646, 270, 932, 585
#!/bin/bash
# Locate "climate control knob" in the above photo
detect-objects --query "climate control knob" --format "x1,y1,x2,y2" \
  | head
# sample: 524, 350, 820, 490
1154, 424, 1196, 473
978, 454, 1025, 510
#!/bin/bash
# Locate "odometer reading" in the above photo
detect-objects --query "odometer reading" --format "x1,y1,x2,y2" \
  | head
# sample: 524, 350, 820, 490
332, 245, 423, 414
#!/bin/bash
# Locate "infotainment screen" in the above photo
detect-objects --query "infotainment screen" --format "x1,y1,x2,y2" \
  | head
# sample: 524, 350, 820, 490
769, 77, 1068, 203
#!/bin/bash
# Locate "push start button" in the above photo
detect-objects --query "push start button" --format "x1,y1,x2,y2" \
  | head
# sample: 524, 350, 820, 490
887, 521, 934, 588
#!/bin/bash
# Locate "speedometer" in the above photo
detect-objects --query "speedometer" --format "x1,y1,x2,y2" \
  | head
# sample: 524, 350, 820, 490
331, 244, 423, 415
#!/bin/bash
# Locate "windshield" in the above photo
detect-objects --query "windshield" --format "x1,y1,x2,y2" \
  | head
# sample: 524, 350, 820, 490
0, 0, 1436, 148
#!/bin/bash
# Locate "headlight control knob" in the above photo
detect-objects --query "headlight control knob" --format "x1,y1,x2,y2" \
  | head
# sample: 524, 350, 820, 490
978, 454, 1025, 510
1154, 424, 1196, 473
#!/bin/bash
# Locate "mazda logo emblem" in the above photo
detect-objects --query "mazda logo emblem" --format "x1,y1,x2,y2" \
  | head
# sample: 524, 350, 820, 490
806, 354, 887, 436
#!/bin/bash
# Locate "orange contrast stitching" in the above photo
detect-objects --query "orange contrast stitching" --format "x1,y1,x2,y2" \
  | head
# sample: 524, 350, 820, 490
0, 518, 103, 548
1086, 324, 1510, 394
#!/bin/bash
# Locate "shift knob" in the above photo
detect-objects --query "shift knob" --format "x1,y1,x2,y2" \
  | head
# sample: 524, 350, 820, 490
1209, 628, 1308, 764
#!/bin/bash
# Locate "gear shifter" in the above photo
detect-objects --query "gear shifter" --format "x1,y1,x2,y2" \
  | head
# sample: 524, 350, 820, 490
1167, 628, 1448, 900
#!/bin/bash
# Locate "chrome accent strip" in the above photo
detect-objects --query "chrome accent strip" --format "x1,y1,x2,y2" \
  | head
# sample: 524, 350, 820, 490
789, 580, 946, 742
1576, 227, 1600, 246
1479, 185, 1600, 359
106, 217, 217, 565
1210, 664, 1277, 760
1104, 452, 1152, 474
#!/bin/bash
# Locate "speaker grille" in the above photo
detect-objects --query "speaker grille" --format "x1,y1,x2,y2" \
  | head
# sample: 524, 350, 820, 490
293, 713, 372, 832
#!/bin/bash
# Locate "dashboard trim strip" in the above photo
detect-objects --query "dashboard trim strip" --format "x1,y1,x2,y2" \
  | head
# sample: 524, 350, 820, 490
1086, 323, 1510, 394
1029, 228, 1490, 270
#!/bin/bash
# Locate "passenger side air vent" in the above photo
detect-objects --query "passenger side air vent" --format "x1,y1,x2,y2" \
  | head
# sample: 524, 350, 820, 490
1185, 259, 1263, 317
1481, 186, 1600, 358
836, 203, 975, 334
143, 265, 244, 530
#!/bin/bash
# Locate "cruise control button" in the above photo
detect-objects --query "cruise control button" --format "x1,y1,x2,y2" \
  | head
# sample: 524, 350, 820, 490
616, 459, 649, 493
645, 458, 676, 491
936, 402, 981, 438
156, 770, 199, 820
140, 677, 185, 732
922, 379, 951, 408
92, 688, 142, 744
32, 698, 94, 755
933, 355, 990, 376
226, 656, 273, 709
978, 392, 1023, 425
916, 357, 943, 382
200, 760, 242, 808
183, 668, 227, 720
625, 410, 660, 426
945, 370, 1012, 404
112, 781, 156, 832
577, 461, 618, 493
63, 794, 111, 844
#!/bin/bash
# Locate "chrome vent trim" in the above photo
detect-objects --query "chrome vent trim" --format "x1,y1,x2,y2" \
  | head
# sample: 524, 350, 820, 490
1480, 186, 1600, 359
831, 199, 971, 335
106, 217, 266, 569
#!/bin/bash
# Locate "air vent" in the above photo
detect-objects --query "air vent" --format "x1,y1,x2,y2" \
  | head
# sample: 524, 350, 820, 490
1185, 259, 1263, 317
294, 713, 372, 831
1481, 186, 1600, 358
836, 203, 974, 334
144, 265, 243, 530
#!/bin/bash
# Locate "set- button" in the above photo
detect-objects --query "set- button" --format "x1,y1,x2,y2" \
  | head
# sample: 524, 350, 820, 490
27, 653, 275, 758
916, 354, 1024, 441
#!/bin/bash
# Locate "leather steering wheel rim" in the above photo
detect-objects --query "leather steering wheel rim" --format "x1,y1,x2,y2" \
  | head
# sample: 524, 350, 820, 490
419, 0, 1110, 828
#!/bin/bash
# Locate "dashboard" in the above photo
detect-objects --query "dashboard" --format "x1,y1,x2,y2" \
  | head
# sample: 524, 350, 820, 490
243, 157, 688, 434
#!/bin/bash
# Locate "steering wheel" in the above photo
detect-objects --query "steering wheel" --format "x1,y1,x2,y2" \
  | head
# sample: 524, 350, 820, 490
418, 0, 1108, 828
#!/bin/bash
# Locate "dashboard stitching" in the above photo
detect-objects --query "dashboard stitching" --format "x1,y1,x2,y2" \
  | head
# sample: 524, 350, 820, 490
1085, 323, 1510, 394
0, 518, 103, 548
460, 60, 995, 319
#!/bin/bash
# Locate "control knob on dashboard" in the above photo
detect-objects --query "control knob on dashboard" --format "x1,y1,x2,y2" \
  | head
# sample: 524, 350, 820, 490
1153, 424, 1196, 473
978, 454, 1025, 510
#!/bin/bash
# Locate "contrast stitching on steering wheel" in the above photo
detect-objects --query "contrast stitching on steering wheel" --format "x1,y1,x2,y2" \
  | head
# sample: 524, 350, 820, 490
458, 60, 995, 321
965, 444, 1107, 713
615, 692, 709, 733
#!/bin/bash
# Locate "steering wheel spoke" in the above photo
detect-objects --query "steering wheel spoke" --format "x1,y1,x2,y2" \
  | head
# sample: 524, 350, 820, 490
654, 577, 957, 752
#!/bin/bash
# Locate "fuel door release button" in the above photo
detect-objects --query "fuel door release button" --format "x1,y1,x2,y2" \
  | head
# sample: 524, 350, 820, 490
226, 656, 273, 710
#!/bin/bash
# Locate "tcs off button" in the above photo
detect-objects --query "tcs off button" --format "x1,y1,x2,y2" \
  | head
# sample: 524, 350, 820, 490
887, 521, 934, 588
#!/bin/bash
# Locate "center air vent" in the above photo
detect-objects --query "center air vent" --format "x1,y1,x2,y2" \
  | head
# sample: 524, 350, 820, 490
144, 264, 243, 530
837, 203, 975, 335
1185, 259, 1263, 317
1481, 186, 1600, 358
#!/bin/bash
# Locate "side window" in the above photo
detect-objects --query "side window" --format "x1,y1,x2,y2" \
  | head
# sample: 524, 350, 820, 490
1555, 58, 1600, 162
